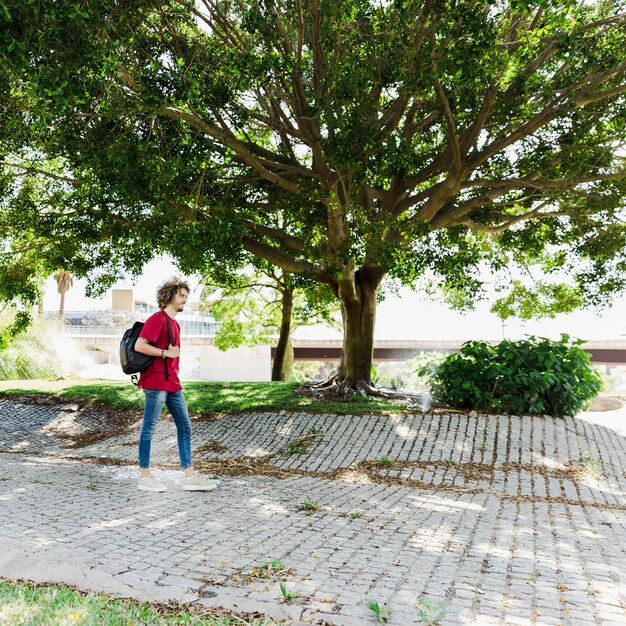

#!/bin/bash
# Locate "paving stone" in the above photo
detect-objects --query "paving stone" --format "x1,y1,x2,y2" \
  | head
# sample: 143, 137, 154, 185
470, 615, 502, 625
1, 400, 625, 625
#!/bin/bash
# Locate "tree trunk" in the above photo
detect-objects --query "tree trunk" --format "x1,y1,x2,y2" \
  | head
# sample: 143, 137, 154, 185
328, 267, 385, 394
58, 291, 66, 320
311, 266, 430, 404
272, 287, 294, 381
281, 336, 294, 381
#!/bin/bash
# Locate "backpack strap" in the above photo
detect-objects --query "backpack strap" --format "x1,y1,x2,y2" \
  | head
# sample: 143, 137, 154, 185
161, 311, 176, 381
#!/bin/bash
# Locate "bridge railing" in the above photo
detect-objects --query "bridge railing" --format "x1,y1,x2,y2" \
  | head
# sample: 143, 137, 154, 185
63, 325, 218, 336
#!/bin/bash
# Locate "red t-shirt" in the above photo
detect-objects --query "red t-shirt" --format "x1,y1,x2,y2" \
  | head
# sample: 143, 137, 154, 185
137, 310, 182, 392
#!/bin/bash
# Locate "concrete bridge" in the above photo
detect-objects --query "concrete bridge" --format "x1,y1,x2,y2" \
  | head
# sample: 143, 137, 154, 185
274, 338, 626, 364
69, 332, 626, 374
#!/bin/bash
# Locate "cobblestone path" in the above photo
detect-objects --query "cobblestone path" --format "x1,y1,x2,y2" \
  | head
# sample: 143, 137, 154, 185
0, 398, 625, 625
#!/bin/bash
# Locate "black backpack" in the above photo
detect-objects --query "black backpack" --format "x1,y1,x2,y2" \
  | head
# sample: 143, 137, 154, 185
120, 312, 174, 384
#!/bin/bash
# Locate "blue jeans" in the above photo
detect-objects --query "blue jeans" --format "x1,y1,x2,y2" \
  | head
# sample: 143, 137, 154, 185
139, 390, 192, 469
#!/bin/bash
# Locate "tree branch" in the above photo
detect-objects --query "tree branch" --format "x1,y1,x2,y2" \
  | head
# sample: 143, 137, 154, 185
3, 162, 86, 185
241, 219, 305, 253
430, 188, 514, 229
496, 12, 626, 52
574, 82, 626, 107
161, 106, 301, 193
310, 0, 325, 99
432, 65, 462, 174
268, 3, 311, 133
458, 208, 566, 234
468, 55, 626, 172
463, 171, 626, 191
241, 235, 335, 285
458, 80, 499, 156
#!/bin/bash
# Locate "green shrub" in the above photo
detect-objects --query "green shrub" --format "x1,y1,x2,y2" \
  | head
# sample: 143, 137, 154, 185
422, 334, 602, 417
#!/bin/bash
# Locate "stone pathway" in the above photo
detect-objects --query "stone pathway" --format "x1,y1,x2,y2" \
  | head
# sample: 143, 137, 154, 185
0, 397, 625, 625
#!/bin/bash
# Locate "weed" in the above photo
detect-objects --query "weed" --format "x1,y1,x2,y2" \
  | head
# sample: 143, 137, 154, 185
416, 595, 445, 625
267, 558, 286, 571
301, 496, 319, 513
286, 443, 305, 455
283, 430, 324, 456
366, 598, 391, 623
246, 559, 289, 583
444, 458, 456, 467
308, 426, 325, 435
261, 559, 287, 578
579, 454, 603, 476
31, 479, 53, 485
379, 456, 396, 467
278, 580, 298, 602
0, 477, 9, 481
86, 475, 97, 490
389, 376, 403, 391
528, 567, 540, 582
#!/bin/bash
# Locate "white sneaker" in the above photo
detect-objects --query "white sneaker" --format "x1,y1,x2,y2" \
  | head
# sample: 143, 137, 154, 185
182, 474, 218, 491
137, 476, 167, 492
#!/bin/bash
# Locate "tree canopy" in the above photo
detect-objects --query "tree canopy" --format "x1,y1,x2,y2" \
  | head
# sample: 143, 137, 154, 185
1, 0, 626, 392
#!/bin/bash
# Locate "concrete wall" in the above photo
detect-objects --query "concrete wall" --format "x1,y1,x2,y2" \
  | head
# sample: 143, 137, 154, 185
71, 335, 271, 382
180, 342, 271, 382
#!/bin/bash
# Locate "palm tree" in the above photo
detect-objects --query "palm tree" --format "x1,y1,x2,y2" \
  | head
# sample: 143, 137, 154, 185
55, 269, 73, 320
36, 275, 47, 317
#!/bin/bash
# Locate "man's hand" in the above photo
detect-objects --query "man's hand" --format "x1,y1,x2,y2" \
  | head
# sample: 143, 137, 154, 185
166, 344, 180, 358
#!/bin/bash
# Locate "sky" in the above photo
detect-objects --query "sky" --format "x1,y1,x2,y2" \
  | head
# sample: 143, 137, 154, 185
41, 255, 626, 342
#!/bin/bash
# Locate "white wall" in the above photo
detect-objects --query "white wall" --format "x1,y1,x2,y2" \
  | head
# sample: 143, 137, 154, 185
181, 344, 271, 382
70, 335, 271, 382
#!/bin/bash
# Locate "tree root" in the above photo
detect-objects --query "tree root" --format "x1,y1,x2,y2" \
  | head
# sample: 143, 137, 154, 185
297, 380, 442, 410
310, 375, 339, 390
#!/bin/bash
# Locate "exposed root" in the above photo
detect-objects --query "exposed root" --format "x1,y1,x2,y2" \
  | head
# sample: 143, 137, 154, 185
310, 375, 339, 389
296, 381, 440, 410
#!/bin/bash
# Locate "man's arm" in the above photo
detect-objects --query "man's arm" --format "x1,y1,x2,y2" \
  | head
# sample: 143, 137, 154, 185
135, 337, 180, 358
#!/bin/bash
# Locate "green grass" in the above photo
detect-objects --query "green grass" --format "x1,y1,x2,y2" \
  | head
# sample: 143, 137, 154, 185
0, 379, 412, 417
0, 579, 279, 625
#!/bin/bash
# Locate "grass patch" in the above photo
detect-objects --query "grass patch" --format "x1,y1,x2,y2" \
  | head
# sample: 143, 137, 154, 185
0, 379, 412, 417
0, 579, 279, 625
0, 379, 143, 410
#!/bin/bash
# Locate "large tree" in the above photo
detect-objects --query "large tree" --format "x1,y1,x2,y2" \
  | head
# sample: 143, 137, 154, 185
2, 1, 626, 394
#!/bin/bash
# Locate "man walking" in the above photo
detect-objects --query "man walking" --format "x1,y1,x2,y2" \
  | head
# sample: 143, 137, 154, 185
134, 277, 216, 492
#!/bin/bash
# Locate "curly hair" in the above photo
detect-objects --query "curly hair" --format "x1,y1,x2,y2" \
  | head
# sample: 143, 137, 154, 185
156, 278, 190, 310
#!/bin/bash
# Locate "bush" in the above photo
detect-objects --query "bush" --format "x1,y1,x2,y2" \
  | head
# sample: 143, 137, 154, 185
422, 334, 602, 417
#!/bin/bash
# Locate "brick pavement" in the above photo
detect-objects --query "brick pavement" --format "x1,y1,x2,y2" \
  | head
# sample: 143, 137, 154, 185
0, 397, 625, 625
